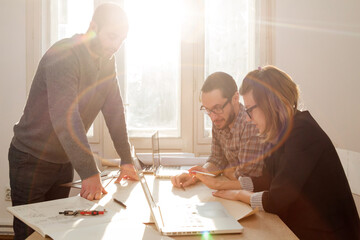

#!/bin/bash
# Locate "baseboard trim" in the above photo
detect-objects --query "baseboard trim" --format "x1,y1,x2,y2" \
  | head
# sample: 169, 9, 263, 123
0, 225, 13, 236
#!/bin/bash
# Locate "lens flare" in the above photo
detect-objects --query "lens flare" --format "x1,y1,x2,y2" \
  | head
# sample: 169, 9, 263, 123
201, 231, 213, 240
65, 72, 117, 163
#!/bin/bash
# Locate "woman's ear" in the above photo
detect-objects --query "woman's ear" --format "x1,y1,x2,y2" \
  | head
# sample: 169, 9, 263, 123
232, 91, 240, 103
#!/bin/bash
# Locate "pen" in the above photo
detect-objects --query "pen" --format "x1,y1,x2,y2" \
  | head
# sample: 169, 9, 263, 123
114, 198, 127, 208
190, 170, 216, 177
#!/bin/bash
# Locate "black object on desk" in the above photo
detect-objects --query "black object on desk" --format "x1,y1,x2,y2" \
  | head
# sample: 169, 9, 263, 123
114, 198, 127, 208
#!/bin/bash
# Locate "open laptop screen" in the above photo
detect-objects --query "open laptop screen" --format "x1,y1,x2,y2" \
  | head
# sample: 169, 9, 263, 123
151, 131, 160, 170
131, 146, 244, 236
131, 148, 165, 230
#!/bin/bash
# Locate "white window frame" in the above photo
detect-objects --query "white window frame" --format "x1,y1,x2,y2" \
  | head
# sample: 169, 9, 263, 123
194, 0, 275, 156
26, 0, 274, 159
105, 0, 196, 156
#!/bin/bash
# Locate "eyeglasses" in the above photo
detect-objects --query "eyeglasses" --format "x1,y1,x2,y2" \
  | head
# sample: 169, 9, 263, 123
245, 104, 257, 119
200, 98, 231, 115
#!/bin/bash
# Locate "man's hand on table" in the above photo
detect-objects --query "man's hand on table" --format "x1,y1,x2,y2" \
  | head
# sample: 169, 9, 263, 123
172, 165, 241, 191
81, 173, 107, 200
171, 165, 201, 188
115, 163, 139, 183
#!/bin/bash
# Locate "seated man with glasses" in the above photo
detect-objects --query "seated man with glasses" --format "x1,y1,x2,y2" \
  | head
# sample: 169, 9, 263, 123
171, 72, 267, 189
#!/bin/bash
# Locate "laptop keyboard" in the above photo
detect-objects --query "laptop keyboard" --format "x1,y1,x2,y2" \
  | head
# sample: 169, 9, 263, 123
159, 166, 181, 171
142, 165, 154, 172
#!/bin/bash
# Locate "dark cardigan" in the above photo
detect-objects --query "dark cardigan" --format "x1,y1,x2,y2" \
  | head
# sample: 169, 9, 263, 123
251, 111, 360, 239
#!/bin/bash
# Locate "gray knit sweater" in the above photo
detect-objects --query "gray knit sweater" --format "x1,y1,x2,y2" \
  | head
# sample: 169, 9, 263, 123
12, 34, 132, 180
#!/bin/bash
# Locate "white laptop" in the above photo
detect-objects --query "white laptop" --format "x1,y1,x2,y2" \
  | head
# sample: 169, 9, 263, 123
151, 131, 192, 178
131, 149, 244, 236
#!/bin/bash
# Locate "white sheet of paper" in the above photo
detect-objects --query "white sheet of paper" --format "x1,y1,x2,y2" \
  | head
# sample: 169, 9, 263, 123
154, 178, 256, 220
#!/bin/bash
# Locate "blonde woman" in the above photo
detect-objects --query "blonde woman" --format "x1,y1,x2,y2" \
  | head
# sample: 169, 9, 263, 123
194, 66, 359, 239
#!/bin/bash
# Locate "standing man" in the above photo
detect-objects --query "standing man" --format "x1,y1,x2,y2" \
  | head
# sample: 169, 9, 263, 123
8, 3, 137, 239
171, 72, 266, 189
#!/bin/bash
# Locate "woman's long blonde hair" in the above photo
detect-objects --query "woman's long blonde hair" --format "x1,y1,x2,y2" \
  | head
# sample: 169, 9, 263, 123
239, 65, 299, 143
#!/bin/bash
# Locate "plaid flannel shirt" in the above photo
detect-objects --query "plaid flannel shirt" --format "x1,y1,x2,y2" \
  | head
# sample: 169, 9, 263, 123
207, 103, 266, 177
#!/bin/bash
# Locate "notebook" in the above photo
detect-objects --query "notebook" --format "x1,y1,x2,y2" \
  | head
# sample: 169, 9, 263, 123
131, 148, 244, 236
151, 131, 192, 178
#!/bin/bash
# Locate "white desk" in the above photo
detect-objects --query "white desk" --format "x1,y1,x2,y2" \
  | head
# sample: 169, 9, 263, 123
26, 175, 298, 240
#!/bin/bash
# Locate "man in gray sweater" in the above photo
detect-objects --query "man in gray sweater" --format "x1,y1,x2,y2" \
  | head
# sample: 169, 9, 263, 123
8, 3, 137, 239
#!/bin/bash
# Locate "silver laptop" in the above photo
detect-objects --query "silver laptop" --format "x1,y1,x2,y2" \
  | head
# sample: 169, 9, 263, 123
131, 148, 244, 236
151, 131, 191, 178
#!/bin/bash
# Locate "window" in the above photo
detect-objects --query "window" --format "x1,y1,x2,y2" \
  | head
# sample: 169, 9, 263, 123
121, 0, 260, 149
49, 0, 93, 45
203, 0, 256, 137
123, 0, 183, 137
27, 0, 271, 156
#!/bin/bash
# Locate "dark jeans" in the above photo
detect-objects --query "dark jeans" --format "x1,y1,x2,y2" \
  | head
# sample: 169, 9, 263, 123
8, 144, 74, 240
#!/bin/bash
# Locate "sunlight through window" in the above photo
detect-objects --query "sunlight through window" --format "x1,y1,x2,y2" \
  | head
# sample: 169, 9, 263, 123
203, 0, 254, 137
49, 0, 256, 141
51, 0, 93, 43
124, 0, 183, 137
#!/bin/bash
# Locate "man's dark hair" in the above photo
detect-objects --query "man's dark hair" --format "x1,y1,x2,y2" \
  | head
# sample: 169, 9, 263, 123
201, 72, 238, 99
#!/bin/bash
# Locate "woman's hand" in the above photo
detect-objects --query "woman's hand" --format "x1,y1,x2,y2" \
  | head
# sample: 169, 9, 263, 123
223, 167, 237, 180
190, 166, 242, 190
212, 190, 252, 204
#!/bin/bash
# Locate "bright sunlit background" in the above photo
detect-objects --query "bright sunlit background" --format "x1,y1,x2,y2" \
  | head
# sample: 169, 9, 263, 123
204, 0, 253, 136
50, 0, 255, 139
124, 0, 183, 135
51, 0, 93, 43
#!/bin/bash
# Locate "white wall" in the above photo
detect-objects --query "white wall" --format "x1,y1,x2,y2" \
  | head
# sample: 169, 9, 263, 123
273, 0, 360, 152
0, 0, 27, 224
